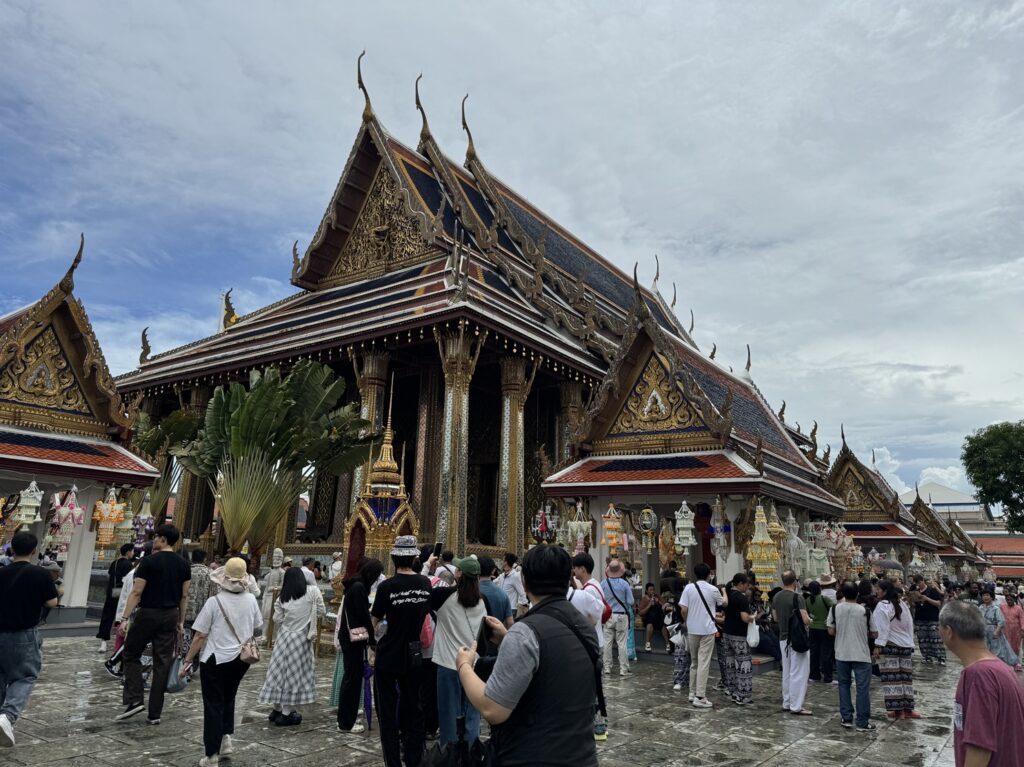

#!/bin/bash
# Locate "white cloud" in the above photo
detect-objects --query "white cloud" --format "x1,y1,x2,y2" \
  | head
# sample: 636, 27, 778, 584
918, 466, 972, 494
869, 447, 910, 494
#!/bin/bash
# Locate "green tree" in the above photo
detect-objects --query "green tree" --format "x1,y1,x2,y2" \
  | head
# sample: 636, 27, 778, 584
132, 409, 202, 523
961, 420, 1024, 533
171, 361, 370, 565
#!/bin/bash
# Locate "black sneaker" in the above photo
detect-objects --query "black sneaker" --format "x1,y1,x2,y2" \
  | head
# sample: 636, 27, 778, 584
277, 712, 302, 727
115, 704, 145, 721
840, 720, 853, 728
269, 710, 282, 724
104, 660, 123, 679
856, 722, 877, 732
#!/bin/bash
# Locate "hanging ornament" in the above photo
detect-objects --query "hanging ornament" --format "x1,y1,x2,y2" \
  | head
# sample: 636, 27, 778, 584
673, 500, 696, 551
708, 496, 730, 560
115, 500, 136, 547
637, 505, 659, 554
566, 498, 592, 555
602, 503, 622, 555
12, 481, 44, 529
531, 501, 559, 545
133, 491, 155, 548
93, 488, 126, 558
747, 504, 781, 600
49, 486, 85, 562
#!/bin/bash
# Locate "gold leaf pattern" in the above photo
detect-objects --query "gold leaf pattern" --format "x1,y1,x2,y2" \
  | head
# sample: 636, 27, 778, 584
0, 325, 92, 416
607, 353, 704, 436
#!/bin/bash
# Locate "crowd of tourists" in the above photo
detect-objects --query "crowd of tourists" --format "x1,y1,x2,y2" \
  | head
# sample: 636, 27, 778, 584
3, 524, 1024, 767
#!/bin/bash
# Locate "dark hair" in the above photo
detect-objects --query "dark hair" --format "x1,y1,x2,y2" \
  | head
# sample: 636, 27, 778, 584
504, 552, 518, 567
120, 543, 136, 557
669, 560, 677, 569
11, 531, 37, 557
841, 581, 859, 600
731, 573, 748, 587
457, 572, 482, 608
645, 582, 656, 591
279, 567, 309, 603
878, 579, 903, 620
858, 579, 873, 596
571, 552, 594, 575
806, 580, 822, 603
360, 558, 384, 590
441, 550, 454, 563
781, 570, 797, 586
392, 554, 415, 570
191, 549, 207, 564
302, 557, 316, 568
478, 557, 498, 579
154, 524, 179, 546
693, 562, 711, 581
913, 574, 925, 584
523, 545, 572, 597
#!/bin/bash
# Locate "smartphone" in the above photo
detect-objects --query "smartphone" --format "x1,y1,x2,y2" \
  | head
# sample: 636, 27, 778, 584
432, 541, 443, 558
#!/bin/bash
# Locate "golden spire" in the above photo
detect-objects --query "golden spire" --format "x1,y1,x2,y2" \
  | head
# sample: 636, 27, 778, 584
369, 375, 401, 485
357, 51, 374, 124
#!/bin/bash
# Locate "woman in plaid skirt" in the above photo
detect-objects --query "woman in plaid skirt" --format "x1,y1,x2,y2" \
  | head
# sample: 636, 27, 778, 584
259, 567, 325, 726
872, 580, 919, 720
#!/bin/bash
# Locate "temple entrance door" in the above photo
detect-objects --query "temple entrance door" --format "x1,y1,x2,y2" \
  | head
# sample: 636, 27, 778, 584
693, 503, 714, 569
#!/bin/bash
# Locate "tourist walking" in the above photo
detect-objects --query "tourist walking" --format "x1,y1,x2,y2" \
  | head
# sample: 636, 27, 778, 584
570, 552, 609, 741
181, 557, 263, 767
772, 570, 812, 716
428, 555, 487, 746
602, 559, 634, 676
679, 562, 724, 708
979, 590, 1020, 669
96, 543, 135, 653
478, 556, 513, 629
116, 524, 191, 725
828, 580, 877, 731
336, 557, 382, 734
455, 544, 600, 767
184, 549, 213, 667
668, 599, 691, 693
639, 583, 670, 652
258, 566, 325, 725
371, 535, 432, 767
939, 601, 1024, 767
496, 553, 527, 618
873, 579, 918, 719
805, 580, 835, 683
721, 573, 755, 705
911, 574, 946, 665
0, 532, 60, 748
999, 593, 1023, 670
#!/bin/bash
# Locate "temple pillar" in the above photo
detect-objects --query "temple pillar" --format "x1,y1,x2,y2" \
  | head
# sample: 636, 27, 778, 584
497, 358, 537, 554
348, 349, 390, 512
413, 365, 442, 542
558, 381, 584, 465
434, 323, 488, 553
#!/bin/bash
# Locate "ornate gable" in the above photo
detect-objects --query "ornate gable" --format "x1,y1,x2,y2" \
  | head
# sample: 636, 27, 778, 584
0, 324, 94, 418
825, 445, 900, 522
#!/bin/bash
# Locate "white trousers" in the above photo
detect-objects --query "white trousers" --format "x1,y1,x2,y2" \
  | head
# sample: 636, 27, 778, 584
602, 613, 630, 674
688, 633, 716, 699
780, 639, 810, 712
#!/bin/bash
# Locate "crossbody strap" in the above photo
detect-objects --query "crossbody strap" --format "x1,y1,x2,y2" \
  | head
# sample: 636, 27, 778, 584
215, 595, 244, 645
530, 604, 607, 718
607, 579, 630, 613
695, 583, 718, 624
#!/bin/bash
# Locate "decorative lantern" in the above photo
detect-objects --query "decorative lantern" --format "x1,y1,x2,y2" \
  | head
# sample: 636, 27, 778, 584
909, 549, 925, 572
115, 500, 136, 547
637, 505, 659, 554
747, 504, 781, 600
601, 503, 622, 554
867, 547, 881, 565
566, 499, 592, 555
782, 509, 806, 578
708, 496, 730, 560
49, 486, 86, 562
133, 491, 155, 548
12, 481, 44, 528
532, 501, 560, 545
93, 488, 126, 558
887, 547, 899, 564
766, 503, 787, 558
850, 546, 866, 573
673, 500, 696, 551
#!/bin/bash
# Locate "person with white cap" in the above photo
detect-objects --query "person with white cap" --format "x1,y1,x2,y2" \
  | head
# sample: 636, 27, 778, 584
329, 551, 345, 582
181, 557, 264, 767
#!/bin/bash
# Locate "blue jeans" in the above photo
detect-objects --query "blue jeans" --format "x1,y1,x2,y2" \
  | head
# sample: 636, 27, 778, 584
436, 665, 480, 746
0, 629, 43, 723
836, 660, 871, 727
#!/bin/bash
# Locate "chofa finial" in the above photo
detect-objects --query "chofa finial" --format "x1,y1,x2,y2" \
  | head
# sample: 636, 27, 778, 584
415, 74, 431, 145
58, 233, 85, 295
292, 241, 300, 275
840, 423, 847, 446
688, 308, 694, 334
653, 254, 660, 289
871, 447, 876, 465
671, 282, 677, 310
139, 327, 151, 366
461, 94, 477, 163
710, 342, 717, 360
745, 343, 752, 372
357, 51, 374, 124
778, 400, 786, 422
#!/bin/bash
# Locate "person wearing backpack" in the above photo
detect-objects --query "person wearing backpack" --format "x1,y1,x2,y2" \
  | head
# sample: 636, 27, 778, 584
771, 570, 812, 716
827, 580, 877, 731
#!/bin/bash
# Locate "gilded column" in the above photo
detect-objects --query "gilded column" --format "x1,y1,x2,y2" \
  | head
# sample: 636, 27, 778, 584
435, 322, 488, 553
413, 365, 442, 542
348, 348, 390, 512
497, 357, 537, 554
558, 381, 584, 464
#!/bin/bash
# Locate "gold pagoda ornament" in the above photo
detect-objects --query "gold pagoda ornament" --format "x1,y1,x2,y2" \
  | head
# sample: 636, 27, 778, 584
343, 383, 418, 574
601, 503, 622, 555
115, 499, 136, 548
748, 504, 781, 600
766, 502, 787, 553
94, 487, 126, 558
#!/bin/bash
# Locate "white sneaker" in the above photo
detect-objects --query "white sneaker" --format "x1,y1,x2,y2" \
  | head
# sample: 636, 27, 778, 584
198, 757, 219, 767
98, 640, 108, 654
220, 734, 234, 755
672, 683, 682, 692
338, 723, 366, 733
0, 714, 14, 748
692, 697, 714, 708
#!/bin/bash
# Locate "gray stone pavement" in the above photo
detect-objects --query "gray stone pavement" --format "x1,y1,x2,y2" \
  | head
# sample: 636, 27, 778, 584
6, 637, 974, 766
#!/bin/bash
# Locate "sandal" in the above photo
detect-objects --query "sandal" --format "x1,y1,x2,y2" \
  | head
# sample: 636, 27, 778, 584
790, 709, 813, 716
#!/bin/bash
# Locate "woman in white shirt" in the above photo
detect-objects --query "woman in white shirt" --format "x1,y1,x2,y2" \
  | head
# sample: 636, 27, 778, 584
429, 555, 487, 746
181, 557, 264, 767
872, 579, 919, 720
258, 566, 326, 727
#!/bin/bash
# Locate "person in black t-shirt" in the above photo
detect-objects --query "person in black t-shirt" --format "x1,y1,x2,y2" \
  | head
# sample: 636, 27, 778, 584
97, 544, 135, 653
115, 524, 191, 725
371, 535, 431, 767
910, 574, 946, 664
721, 573, 755, 705
0, 531, 60, 748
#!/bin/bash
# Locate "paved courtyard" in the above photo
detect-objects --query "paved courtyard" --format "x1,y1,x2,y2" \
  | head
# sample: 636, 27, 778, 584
7, 637, 980, 766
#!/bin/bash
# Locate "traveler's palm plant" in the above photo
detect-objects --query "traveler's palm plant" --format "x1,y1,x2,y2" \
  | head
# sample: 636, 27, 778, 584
132, 409, 202, 523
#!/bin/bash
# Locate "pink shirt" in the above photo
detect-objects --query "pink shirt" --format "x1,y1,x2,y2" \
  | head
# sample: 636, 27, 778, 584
953, 657, 1024, 767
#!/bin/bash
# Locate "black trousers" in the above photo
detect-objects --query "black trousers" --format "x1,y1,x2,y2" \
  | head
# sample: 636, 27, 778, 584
123, 607, 178, 719
375, 667, 424, 767
97, 596, 119, 640
419, 658, 439, 735
808, 627, 835, 682
200, 656, 250, 758
336, 641, 366, 730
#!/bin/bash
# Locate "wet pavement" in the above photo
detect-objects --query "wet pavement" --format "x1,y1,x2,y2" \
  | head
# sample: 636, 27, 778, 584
5, 637, 980, 766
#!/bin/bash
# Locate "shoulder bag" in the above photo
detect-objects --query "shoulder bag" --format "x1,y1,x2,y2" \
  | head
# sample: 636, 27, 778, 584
343, 594, 370, 643
694, 582, 722, 637
215, 595, 260, 664
787, 591, 809, 653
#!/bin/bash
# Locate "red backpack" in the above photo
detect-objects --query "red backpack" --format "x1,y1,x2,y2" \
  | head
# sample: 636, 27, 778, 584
584, 580, 613, 624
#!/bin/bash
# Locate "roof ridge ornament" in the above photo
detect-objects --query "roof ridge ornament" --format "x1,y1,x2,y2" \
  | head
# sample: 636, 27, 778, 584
871, 447, 876, 466
778, 400, 786, 423
823, 443, 832, 464
415, 74, 431, 147
140, 327, 151, 366
652, 254, 660, 289
58, 233, 85, 295
670, 282, 677, 310
840, 423, 847, 446
461, 94, 477, 164
688, 308, 694, 334
291, 240, 301, 277
746, 344, 752, 372
357, 51, 374, 124
710, 342, 716, 360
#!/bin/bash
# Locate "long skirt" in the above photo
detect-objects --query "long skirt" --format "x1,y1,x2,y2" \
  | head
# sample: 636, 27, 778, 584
672, 640, 691, 687
722, 633, 753, 703
914, 621, 946, 663
986, 629, 1021, 668
878, 645, 914, 712
330, 650, 345, 707
258, 627, 317, 707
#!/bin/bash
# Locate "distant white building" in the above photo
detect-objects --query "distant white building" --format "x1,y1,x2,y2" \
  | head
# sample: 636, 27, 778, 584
899, 482, 1002, 530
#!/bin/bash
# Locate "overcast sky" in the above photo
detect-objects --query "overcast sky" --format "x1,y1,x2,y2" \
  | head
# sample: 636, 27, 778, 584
2, 2, 1022, 495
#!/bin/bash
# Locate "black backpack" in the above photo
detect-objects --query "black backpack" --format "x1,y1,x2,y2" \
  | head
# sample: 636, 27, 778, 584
787, 591, 809, 653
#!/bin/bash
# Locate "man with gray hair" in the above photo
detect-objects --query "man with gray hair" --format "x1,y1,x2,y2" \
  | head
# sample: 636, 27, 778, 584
940, 601, 1024, 767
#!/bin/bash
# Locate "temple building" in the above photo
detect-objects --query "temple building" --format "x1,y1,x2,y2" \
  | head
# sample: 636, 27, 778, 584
0, 238, 158, 614
115, 62, 846, 578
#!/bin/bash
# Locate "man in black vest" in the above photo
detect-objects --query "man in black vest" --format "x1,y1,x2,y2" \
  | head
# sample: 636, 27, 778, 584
456, 544, 599, 767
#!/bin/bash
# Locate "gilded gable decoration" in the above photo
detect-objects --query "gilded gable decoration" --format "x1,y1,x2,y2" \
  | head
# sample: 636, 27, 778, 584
0, 325, 93, 417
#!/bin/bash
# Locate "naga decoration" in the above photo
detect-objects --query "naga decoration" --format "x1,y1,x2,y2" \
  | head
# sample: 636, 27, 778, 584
673, 500, 696, 552
747, 504, 781, 599
708, 496, 731, 561
600, 503, 622, 555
